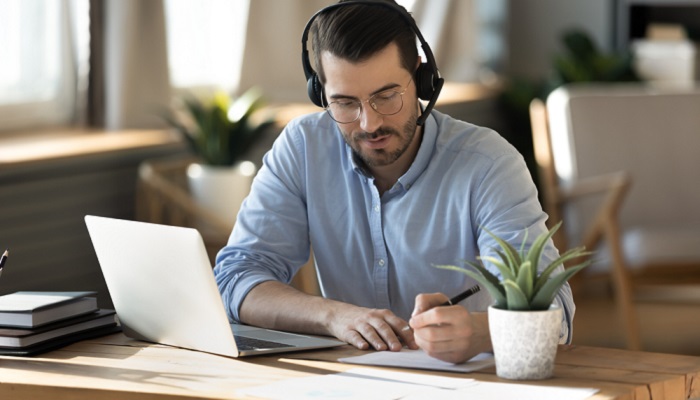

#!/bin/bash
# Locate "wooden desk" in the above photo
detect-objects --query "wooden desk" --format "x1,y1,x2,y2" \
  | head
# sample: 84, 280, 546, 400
1, 333, 700, 400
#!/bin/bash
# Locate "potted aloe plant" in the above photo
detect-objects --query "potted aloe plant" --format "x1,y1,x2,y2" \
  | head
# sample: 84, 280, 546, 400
163, 87, 274, 228
435, 222, 590, 380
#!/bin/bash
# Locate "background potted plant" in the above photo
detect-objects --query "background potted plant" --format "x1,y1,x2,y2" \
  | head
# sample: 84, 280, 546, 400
435, 222, 590, 380
163, 87, 274, 229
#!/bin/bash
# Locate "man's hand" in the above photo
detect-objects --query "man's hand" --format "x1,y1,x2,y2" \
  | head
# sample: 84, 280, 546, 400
408, 292, 492, 364
326, 304, 419, 351
239, 281, 417, 352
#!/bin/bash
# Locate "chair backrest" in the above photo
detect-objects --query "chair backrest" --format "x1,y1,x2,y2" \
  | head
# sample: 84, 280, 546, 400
545, 84, 700, 243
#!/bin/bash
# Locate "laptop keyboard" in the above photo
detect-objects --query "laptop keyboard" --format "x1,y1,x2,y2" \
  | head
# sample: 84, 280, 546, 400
234, 335, 296, 351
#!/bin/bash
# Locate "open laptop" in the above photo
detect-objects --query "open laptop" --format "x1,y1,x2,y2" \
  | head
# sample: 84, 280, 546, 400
84, 215, 344, 357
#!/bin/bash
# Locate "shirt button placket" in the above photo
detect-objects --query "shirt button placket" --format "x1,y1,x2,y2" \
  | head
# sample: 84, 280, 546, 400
369, 196, 390, 309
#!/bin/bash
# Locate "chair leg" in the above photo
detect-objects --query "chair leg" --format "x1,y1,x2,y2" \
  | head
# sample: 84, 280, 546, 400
605, 219, 642, 350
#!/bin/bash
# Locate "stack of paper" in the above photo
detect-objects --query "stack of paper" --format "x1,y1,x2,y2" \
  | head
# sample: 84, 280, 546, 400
0, 291, 120, 355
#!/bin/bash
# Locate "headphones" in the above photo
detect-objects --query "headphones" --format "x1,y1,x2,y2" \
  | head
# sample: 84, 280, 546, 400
301, 0, 444, 126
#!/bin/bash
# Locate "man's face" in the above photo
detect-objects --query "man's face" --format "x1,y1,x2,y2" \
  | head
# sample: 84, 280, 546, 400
320, 43, 419, 169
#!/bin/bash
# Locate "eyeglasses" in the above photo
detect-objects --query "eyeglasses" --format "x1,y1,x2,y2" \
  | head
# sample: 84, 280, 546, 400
324, 77, 413, 124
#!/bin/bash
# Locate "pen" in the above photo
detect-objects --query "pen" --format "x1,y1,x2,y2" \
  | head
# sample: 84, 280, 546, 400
440, 284, 480, 307
0, 249, 8, 277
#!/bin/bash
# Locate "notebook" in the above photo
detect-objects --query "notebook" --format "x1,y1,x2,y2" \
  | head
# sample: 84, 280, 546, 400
84, 215, 344, 357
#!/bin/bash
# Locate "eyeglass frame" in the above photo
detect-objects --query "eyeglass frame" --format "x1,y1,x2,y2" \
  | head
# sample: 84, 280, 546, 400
323, 76, 414, 124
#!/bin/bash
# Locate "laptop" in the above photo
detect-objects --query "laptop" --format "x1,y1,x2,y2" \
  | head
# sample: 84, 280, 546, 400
84, 215, 344, 357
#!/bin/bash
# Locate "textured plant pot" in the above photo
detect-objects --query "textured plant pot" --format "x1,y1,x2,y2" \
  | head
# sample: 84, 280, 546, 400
187, 161, 257, 229
488, 304, 562, 380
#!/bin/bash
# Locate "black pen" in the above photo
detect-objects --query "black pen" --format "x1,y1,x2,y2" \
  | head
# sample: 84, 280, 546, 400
0, 249, 8, 277
440, 284, 480, 307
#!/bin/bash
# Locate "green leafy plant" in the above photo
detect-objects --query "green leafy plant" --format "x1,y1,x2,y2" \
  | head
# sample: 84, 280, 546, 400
434, 222, 591, 311
163, 87, 275, 166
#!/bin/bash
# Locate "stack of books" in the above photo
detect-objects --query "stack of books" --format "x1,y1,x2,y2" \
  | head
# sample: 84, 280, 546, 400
0, 291, 120, 356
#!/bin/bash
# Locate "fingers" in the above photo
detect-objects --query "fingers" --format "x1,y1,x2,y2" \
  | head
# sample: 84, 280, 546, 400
365, 311, 413, 351
334, 308, 415, 351
397, 323, 419, 350
409, 305, 481, 365
412, 292, 450, 317
345, 330, 370, 350
356, 319, 393, 351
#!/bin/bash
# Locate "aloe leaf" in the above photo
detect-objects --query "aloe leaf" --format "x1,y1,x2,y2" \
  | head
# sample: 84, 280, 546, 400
502, 280, 530, 310
516, 260, 534, 300
478, 255, 515, 282
533, 247, 591, 293
433, 264, 506, 307
492, 249, 518, 277
530, 263, 589, 310
482, 227, 522, 268
463, 261, 505, 297
525, 222, 561, 280
518, 228, 529, 259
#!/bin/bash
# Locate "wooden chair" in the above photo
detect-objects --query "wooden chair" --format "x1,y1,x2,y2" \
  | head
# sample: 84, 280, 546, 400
136, 156, 320, 295
530, 83, 700, 350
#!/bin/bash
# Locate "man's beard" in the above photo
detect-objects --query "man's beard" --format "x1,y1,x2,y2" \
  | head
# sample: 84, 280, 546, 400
343, 109, 419, 168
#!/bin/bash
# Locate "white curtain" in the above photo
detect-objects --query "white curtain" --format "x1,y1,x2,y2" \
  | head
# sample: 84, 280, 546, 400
237, 0, 331, 103
104, 0, 171, 129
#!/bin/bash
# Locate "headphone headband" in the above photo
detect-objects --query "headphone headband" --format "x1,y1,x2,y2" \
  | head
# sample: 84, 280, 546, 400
301, 0, 443, 126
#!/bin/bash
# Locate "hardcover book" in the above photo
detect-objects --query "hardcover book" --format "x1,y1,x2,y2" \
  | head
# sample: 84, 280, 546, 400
0, 291, 98, 328
0, 309, 117, 348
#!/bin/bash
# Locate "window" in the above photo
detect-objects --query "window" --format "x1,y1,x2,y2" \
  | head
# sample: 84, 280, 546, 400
164, 0, 249, 95
0, 0, 89, 132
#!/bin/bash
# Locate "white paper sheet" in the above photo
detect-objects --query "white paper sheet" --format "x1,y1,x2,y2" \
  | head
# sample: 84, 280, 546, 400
238, 367, 599, 400
402, 381, 599, 400
339, 349, 495, 373
237, 367, 474, 400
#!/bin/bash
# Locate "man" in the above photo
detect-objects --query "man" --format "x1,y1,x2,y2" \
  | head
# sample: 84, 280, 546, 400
214, 0, 574, 364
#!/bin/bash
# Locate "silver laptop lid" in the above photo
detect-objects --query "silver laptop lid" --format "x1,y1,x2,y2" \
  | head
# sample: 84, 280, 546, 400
85, 215, 239, 357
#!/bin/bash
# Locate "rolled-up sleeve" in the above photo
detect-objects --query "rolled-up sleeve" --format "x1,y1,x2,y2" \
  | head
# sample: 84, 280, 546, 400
214, 121, 311, 322
470, 148, 576, 344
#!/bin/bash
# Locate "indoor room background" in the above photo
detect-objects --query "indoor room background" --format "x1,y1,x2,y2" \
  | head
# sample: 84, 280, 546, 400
1, 0, 698, 355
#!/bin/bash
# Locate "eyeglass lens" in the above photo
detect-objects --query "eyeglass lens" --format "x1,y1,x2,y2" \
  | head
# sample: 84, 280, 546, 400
327, 89, 404, 124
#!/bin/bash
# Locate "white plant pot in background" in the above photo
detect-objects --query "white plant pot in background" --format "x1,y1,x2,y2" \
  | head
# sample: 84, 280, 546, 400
187, 161, 257, 230
488, 304, 563, 380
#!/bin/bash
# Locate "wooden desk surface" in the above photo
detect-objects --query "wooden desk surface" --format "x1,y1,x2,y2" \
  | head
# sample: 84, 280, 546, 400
1, 333, 700, 400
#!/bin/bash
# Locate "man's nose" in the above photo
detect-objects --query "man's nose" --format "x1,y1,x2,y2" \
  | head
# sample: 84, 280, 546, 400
359, 103, 383, 133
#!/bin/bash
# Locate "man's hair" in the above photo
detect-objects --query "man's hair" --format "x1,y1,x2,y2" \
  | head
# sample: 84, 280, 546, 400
310, 0, 419, 84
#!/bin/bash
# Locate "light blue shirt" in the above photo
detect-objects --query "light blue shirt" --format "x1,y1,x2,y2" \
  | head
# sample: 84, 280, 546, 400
214, 110, 575, 343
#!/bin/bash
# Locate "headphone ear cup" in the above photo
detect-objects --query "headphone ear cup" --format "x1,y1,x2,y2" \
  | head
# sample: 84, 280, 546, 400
414, 63, 435, 101
307, 74, 324, 107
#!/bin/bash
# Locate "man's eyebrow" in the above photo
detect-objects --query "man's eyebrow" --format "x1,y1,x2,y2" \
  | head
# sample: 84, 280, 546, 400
328, 82, 401, 100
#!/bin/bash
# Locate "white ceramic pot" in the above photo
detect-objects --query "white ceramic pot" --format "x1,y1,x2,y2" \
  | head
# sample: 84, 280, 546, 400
187, 161, 257, 229
488, 304, 562, 380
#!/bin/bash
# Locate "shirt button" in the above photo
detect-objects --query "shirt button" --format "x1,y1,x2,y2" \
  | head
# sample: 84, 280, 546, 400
378, 259, 385, 267
374, 205, 380, 212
